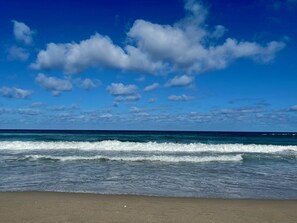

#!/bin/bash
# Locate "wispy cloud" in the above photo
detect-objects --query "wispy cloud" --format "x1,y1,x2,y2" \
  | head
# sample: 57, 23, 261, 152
12, 20, 34, 45
0, 107, 40, 115
48, 105, 79, 111
168, 94, 194, 101
0, 87, 32, 99
114, 94, 141, 102
166, 75, 194, 87
148, 98, 157, 103
144, 83, 160, 92
30, 102, 43, 107
8, 46, 29, 61
288, 105, 297, 112
130, 106, 149, 116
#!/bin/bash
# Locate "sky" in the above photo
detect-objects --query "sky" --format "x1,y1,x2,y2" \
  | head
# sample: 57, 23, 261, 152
0, 0, 296, 131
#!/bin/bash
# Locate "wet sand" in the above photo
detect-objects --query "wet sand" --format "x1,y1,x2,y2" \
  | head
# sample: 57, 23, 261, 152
0, 192, 296, 223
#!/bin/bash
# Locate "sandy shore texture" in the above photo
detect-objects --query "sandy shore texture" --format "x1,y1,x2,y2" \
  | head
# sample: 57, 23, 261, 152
0, 192, 296, 223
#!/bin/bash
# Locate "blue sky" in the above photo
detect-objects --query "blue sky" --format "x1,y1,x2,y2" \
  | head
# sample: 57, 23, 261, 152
0, 0, 296, 131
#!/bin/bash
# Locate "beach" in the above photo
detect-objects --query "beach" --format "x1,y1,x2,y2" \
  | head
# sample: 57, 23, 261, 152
0, 192, 296, 223
1, 131, 297, 222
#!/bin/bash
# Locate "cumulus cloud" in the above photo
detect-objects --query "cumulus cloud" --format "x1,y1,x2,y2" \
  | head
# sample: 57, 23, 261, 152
31, 34, 162, 74
107, 83, 141, 102
129, 20, 285, 73
32, 0, 285, 75
77, 78, 100, 89
144, 83, 160, 92
107, 83, 138, 96
35, 73, 72, 96
8, 46, 29, 61
0, 87, 32, 99
12, 20, 34, 45
168, 94, 194, 101
166, 75, 194, 87
31, 34, 129, 74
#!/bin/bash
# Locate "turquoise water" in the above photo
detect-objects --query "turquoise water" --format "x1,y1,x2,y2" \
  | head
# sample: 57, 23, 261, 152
0, 130, 296, 199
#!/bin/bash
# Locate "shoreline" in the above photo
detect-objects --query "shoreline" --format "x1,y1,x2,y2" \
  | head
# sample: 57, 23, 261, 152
1, 192, 296, 223
2, 190, 297, 201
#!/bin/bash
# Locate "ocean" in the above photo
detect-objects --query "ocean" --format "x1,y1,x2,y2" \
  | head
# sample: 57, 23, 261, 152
0, 130, 296, 199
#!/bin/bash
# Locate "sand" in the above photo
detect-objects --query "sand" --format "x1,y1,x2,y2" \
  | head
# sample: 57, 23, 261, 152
0, 192, 296, 223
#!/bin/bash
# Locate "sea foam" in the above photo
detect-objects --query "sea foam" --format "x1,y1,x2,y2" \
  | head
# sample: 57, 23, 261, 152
0, 140, 297, 153
21, 154, 243, 163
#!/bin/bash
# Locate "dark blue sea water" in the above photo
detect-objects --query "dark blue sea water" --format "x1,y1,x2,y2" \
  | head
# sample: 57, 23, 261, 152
0, 130, 297, 199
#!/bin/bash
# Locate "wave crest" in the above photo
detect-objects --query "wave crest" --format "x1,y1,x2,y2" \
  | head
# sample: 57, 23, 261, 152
1, 140, 297, 153
19, 154, 243, 163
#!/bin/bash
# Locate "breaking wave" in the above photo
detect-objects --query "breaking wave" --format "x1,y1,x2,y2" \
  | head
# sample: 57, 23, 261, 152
0, 140, 297, 153
18, 154, 243, 163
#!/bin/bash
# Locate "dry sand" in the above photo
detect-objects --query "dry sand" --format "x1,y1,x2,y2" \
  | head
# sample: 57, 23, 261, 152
0, 192, 296, 223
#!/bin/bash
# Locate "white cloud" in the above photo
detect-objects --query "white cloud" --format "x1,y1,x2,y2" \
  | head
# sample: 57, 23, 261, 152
0, 87, 32, 99
48, 105, 79, 111
130, 106, 149, 116
130, 106, 142, 113
12, 20, 34, 45
31, 34, 162, 74
0, 107, 40, 115
128, 19, 196, 65
127, 0, 285, 72
166, 75, 194, 87
183, 0, 208, 26
31, 102, 43, 107
78, 78, 100, 89
35, 73, 72, 96
8, 46, 29, 61
168, 94, 194, 101
211, 25, 228, 39
107, 83, 138, 96
16, 108, 41, 115
114, 94, 141, 102
100, 113, 113, 118
144, 83, 160, 92
31, 34, 129, 74
136, 75, 145, 82
107, 83, 141, 103
32, 0, 285, 75
288, 105, 297, 112
129, 20, 285, 73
